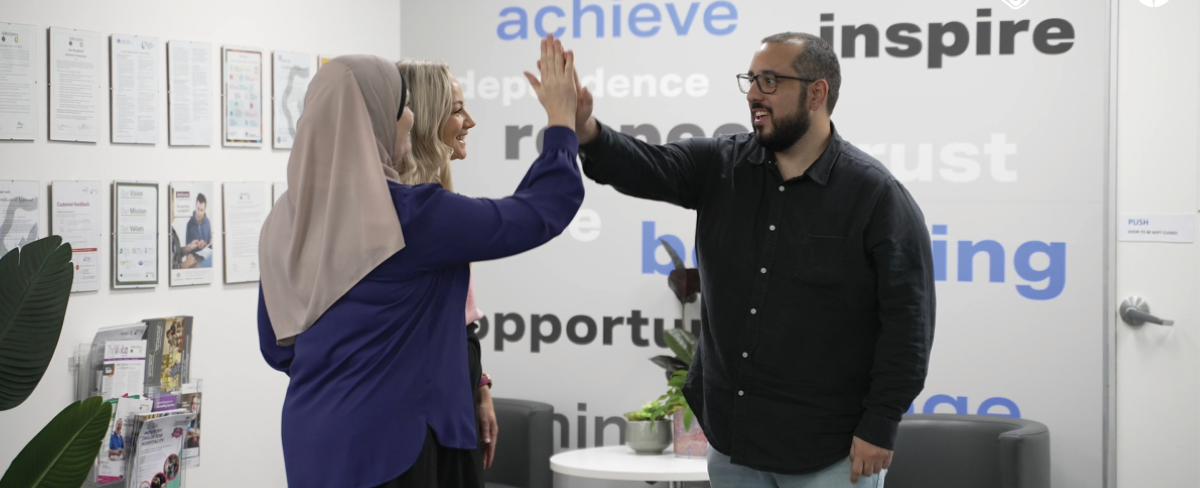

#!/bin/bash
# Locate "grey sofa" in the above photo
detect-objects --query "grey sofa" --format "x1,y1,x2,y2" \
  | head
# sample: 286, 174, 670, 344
887, 414, 1051, 488
485, 398, 554, 488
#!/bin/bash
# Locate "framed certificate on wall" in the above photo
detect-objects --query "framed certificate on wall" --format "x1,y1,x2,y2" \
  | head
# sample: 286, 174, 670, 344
112, 181, 159, 289
221, 46, 263, 147
222, 182, 267, 283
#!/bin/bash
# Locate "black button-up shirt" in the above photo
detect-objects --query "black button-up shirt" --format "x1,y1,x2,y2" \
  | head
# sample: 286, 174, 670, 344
581, 122, 935, 474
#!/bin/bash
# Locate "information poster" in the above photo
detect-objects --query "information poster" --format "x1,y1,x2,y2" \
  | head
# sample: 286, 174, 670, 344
222, 46, 262, 147
168, 182, 214, 286
130, 413, 192, 488
112, 182, 158, 289
100, 340, 146, 399
223, 182, 266, 283
110, 34, 158, 144
0, 180, 38, 256
166, 40, 212, 146
272, 51, 312, 149
0, 22, 37, 140
179, 383, 202, 468
51, 180, 103, 292
49, 27, 101, 142
272, 181, 286, 205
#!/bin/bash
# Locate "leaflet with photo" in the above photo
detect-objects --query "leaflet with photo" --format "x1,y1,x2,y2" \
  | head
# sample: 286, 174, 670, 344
169, 182, 215, 286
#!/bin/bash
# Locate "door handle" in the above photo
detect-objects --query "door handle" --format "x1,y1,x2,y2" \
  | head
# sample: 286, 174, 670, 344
1120, 297, 1174, 326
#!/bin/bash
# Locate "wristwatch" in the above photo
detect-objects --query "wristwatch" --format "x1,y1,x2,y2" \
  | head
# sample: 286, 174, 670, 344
479, 373, 493, 389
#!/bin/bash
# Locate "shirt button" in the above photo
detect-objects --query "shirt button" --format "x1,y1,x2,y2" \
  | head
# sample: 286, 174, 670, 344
760, 268, 767, 274
778, 185, 785, 192
769, 225, 776, 231
738, 390, 745, 396
742, 352, 748, 358
750, 308, 757, 315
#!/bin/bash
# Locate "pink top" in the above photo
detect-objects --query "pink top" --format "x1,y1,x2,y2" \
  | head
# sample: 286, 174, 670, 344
465, 272, 484, 325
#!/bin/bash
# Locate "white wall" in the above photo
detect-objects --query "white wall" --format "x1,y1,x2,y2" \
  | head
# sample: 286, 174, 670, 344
0, 0, 400, 486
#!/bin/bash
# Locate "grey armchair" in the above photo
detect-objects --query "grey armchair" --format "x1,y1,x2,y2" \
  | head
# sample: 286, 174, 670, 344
485, 398, 554, 488
887, 414, 1051, 488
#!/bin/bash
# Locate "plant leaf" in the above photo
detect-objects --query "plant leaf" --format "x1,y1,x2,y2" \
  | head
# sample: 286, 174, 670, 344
684, 406, 695, 431
0, 396, 112, 488
659, 239, 686, 270
0, 236, 74, 411
664, 328, 697, 365
649, 355, 688, 373
668, 370, 688, 388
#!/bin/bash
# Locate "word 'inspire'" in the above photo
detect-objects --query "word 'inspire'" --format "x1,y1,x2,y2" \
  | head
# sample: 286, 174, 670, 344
821, 9, 1075, 68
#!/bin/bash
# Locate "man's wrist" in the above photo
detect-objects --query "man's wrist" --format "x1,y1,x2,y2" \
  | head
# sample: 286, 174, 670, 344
578, 117, 600, 145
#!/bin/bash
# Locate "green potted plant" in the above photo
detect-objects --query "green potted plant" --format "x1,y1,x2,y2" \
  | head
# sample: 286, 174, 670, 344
649, 240, 707, 458
0, 236, 113, 488
622, 400, 673, 455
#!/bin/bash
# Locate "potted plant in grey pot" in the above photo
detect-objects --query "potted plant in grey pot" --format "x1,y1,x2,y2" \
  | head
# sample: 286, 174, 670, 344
649, 239, 707, 458
623, 400, 673, 455
0, 236, 113, 487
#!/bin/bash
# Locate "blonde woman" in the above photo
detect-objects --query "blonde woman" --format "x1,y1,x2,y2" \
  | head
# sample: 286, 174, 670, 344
258, 37, 581, 488
395, 59, 496, 481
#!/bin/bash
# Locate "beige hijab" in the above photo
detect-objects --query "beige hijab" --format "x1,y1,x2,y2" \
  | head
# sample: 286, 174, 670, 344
259, 55, 408, 346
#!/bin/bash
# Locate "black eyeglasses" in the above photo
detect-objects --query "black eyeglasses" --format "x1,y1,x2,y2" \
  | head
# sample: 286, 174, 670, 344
737, 73, 817, 94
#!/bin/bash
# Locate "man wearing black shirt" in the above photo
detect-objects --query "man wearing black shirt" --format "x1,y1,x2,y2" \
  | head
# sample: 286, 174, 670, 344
574, 32, 935, 487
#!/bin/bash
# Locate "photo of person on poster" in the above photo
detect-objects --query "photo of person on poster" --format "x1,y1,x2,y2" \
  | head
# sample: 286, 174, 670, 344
172, 191, 212, 269
169, 183, 215, 286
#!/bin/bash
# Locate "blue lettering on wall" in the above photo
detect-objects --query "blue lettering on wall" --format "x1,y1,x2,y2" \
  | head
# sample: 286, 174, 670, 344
497, 0, 738, 40
642, 221, 697, 274
906, 394, 1022, 418
932, 224, 1066, 300
536, 6, 567, 38
642, 221, 1067, 300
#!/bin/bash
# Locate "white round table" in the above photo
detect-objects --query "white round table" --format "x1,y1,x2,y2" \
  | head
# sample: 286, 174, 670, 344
550, 445, 708, 486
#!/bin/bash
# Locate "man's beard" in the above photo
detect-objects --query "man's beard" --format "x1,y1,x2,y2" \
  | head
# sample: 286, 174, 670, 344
753, 96, 811, 153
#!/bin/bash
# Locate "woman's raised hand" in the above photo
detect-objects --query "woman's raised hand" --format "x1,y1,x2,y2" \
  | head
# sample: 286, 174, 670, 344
524, 34, 578, 131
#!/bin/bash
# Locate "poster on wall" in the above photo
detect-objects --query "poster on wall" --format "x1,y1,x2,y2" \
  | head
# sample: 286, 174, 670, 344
51, 180, 103, 292
272, 51, 312, 149
402, 1, 1111, 487
110, 34, 159, 144
0, 22, 37, 141
222, 46, 263, 147
222, 182, 266, 283
112, 181, 158, 289
168, 182, 214, 286
167, 40, 213, 146
49, 26, 101, 143
0, 180, 38, 256
318, 55, 334, 68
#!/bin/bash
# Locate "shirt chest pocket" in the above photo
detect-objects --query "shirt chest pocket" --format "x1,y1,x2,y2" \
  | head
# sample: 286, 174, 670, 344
793, 234, 849, 286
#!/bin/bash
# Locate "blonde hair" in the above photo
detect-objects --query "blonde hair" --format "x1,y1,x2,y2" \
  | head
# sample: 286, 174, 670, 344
395, 60, 455, 191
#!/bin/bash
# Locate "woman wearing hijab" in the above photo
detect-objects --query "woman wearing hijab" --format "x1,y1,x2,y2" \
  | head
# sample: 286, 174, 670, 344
257, 37, 582, 488
394, 59, 495, 482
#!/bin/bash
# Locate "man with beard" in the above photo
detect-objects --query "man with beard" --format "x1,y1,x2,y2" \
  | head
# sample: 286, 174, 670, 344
575, 32, 934, 487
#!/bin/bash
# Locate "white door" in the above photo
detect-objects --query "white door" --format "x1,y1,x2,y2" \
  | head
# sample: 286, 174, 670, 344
1115, 1, 1200, 487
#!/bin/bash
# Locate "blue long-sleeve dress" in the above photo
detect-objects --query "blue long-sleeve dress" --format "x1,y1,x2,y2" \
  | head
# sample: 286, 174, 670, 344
258, 127, 583, 488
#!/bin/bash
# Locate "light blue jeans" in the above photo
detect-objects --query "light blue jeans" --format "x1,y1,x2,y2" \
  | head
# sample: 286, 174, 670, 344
707, 444, 886, 488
